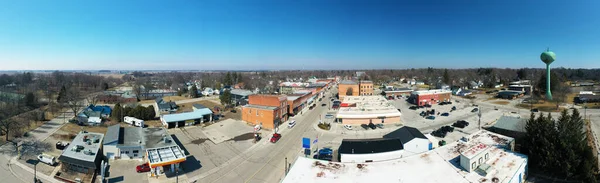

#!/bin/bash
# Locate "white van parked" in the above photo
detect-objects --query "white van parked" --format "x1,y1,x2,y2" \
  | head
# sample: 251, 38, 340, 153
37, 154, 56, 166
124, 116, 144, 127
288, 120, 296, 128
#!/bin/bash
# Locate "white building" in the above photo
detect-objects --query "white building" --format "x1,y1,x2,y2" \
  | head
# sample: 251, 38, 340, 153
283, 130, 528, 183
103, 125, 183, 162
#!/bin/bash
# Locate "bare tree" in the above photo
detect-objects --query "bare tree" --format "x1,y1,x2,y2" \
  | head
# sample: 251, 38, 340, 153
86, 94, 100, 106
18, 139, 52, 158
64, 88, 84, 116
0, 118, 21, 141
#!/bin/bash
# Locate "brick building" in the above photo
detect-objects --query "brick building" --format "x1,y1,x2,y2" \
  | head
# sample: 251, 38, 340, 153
338, 80, 359, 100
409, 90, 452, 106
242, 95, 288, 129
287, 92, 312, 116
359, 80, 374, 96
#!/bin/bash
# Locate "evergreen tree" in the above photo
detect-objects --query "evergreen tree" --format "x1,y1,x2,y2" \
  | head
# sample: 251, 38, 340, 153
57, 85, 67, 103
232, 72, 238, 84
146, 106, 156, 120
190, 85, 199, 98
111, 103, 122, 122
224, 72, 232, 86
102, 82, 109, 90
24, 92, 36, 108
219, 90, 232, 106
442, 69, 451, 85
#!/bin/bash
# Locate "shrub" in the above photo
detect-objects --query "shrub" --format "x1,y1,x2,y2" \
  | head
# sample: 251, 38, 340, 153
317, 123, 331, 130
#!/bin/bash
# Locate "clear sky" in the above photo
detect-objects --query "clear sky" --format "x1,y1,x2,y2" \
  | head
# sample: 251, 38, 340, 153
0, 0, 598, 70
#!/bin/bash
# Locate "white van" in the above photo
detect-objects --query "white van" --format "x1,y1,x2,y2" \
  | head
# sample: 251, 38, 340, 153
288, 120, 296, 128
37, 154, 56, 166
124, 116, 144, 127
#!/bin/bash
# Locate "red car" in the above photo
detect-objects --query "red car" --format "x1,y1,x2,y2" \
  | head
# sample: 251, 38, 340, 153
270, 133, 282, 143
136, 163, 151, 173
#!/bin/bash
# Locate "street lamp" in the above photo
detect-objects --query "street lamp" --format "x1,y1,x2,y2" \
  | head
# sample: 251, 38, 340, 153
34, 160, 39, 183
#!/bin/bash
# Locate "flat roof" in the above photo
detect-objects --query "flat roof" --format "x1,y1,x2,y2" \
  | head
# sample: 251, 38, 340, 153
243, 104, 278, 110
282, 130, 526, 183
161, 110, 213, 123
411, 89, 451, 95
337, 96, 401, 118
144, 127, 176, 149
508, 85, 532, 87
59, 131, 104, 163
230, 89, 254, 96
146, 145, 186, 167
339, 80, 357, 85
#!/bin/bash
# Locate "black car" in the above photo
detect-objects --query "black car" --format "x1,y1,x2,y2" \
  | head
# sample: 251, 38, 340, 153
368, 122, 376, 130
471, 108, 479, 112
447, 102, 452, 104
56, 141, 70, 150
321, 103, 326, 106
230, 109, 237, 113
420, 111, 427, 116
418, 106, 425, 109
409, 106, 418, 110
451, 106, 457, 111
429, 109, 436, 115
432, 129, 447, 138
531, 108, 539, 112
439, 102, 446, 105
441, 112, 449, 116
441, 126, 454, 133
360, 124, 369, 130
424, 104, 432, 108
452, 120, 469, 128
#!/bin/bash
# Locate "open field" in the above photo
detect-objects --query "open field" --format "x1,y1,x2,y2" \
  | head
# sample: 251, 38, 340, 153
517, 102, 565, 112
566, 92, 578, 104
178, 100, 223, 112
58, 122, 113, 135
138, 95, 188, 104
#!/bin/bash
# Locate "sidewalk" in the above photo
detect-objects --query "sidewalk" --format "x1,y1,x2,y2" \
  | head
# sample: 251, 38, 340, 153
9, 156, 62, 183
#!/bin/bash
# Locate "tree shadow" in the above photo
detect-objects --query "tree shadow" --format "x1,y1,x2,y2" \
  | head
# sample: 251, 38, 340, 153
30, 129, 47, 133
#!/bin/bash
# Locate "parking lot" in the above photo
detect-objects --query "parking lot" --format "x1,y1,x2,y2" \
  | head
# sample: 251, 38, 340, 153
169, 119, 256, 179
105, 159, 148, 183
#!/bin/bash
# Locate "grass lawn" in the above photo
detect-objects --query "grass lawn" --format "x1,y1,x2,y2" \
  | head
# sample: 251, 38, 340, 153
492, 101, 510, 105
517, 101, 565, 112
59, 123, 110, 135
139, 96, 189, 104
416, 84, 429, 89
565, 92, 578, 104
145, 120, 163, 128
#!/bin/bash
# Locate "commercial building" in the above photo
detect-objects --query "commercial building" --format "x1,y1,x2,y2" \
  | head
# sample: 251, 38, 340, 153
508, 85, 533, 95
488, 115, 527, 139
241, 94, 288, 130
575, 93, 600, 104
283, 130, 528, 183
145, 133, 186, 176
359, 80, 374, 96
383, 88, 413, 98
58, 131, 104, 178
339, 127, 431, 163
287, 92, 312, 116
338, 80, 359, 100
336, 96, 401, 125
383, 126, 432, 154
279, 82, 309, 94
160, 107, 213, 128
408, 89, 452, 106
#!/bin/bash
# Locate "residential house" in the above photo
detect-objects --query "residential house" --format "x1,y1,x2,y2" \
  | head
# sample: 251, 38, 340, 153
77, 105, 112, 125
230, 89, 254, 106
153, 97, 178, 118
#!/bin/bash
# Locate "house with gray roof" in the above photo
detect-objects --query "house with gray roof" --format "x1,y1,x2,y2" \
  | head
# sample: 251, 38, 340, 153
230, 89, 254, 106
488, 115, 526, 139
153, 97, 178, 118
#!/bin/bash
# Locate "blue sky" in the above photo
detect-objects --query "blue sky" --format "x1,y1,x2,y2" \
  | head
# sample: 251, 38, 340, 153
0, 0, 598, 70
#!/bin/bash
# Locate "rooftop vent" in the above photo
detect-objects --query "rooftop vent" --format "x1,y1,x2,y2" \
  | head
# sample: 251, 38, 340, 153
83, 149, 94, 155
93, 138, 100, 143
164, 137, 171, 143
138, 140, 142, 144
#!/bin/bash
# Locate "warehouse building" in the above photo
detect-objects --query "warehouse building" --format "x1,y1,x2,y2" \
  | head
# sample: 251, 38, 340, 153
336, 96, 401, 125
497, 90, 525, 100
160, 107, 213, 128
408, 89, 452, 106
283, 130, 528, 183
57, 131, 104, 182
383, 87, 413, 99
508, 85, 533, 95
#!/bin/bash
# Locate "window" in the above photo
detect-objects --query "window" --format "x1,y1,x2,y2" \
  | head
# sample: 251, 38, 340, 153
256, 110, 259, 116
248, 109, 251, 114
485, 153, 489, 160
479, 157, 483, 164
133, 150, 139, 154
471, 162, 476, 169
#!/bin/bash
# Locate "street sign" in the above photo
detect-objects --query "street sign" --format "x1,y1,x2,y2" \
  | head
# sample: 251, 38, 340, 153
313, 138, 318, 144
302, 138, 310, 149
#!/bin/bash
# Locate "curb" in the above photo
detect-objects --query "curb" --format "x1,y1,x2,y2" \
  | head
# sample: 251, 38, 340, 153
8, 158, 29, 183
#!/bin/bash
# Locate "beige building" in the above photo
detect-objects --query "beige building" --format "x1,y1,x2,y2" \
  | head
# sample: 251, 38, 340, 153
338, 80, 374, 100
336, 96, 402, 125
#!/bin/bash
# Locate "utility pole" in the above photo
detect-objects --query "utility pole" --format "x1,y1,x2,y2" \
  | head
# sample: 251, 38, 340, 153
34, 161, 38, 183
176, 164, 179, 183
285, 157, 288, 175
478, 108, 482, 130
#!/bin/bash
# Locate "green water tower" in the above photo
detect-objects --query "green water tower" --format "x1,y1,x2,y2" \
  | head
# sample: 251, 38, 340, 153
540, 48, 556, 100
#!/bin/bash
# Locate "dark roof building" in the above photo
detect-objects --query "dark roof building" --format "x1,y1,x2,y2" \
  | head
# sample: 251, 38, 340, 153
383, 126, 427, 144
338, 138, 403, 154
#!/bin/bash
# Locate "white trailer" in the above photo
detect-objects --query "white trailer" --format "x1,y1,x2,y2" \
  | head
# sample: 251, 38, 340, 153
124, 116, 144, 127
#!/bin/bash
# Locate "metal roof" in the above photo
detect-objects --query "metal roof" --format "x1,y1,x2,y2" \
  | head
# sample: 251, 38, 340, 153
161, 109, 213, 123
383, 126, 427, 144
230, 89, 254, 96
104, 125, 120, 145
492, 116, 526, 132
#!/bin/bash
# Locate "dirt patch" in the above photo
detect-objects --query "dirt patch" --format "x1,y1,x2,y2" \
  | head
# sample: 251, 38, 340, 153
517, 102, 564, 112
178, 100, 223, 113
229, 133, 255, 142
190, 138, 210, 145
492, 101, 510, 105
51, 133, 77, 141
144, 120, 163, 127
59, 123, 109, 134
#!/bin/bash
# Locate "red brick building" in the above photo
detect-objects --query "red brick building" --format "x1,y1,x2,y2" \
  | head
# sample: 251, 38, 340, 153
409, 90, 452, 106
242, 95, 289, 129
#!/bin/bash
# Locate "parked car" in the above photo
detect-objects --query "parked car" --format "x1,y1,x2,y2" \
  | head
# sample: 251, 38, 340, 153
429, 109, 436, 115
420, 111, 427, 116
136, 163, 151, 173
376, 124, 384, 129
270, 133, 282, 143
288, 120, 296, 128
331, 98, 334, 101
368, 123, 376, 130
441, 112, 449, 116
397, 109, 401, 112
230, 109, 237, 113
441, 126, 454, 133
360, 124, 369, 130
451, 106, 457, 111
431, 130, 447, 138
426, 116, 436, 120
409, 106, 418, 110
325, 114, 334, 119
56, 141, 70, 150
531, 108, 539, 112
344, 124, 353, 130
424, 104, 432, 108
315, 148, 333, 161
439, 102, 446, 105
471, 108, 479, 112
447, 101, 453, 104
37, 154, 56, 166
418, 106, 425, 109
321, 103, 326, 107
452, 120, 469, 128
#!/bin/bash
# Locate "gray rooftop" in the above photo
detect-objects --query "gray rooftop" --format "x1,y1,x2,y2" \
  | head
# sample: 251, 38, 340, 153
104, 125, 120, 145
230, 89, 254, 96
121, 127, 144, 147
492, 116, 526, 132
340, 80, 357, 85
244, 104, 278, 110
144, 127, 176, 149
59, 131, 104, 163
193, 104, 207, 109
